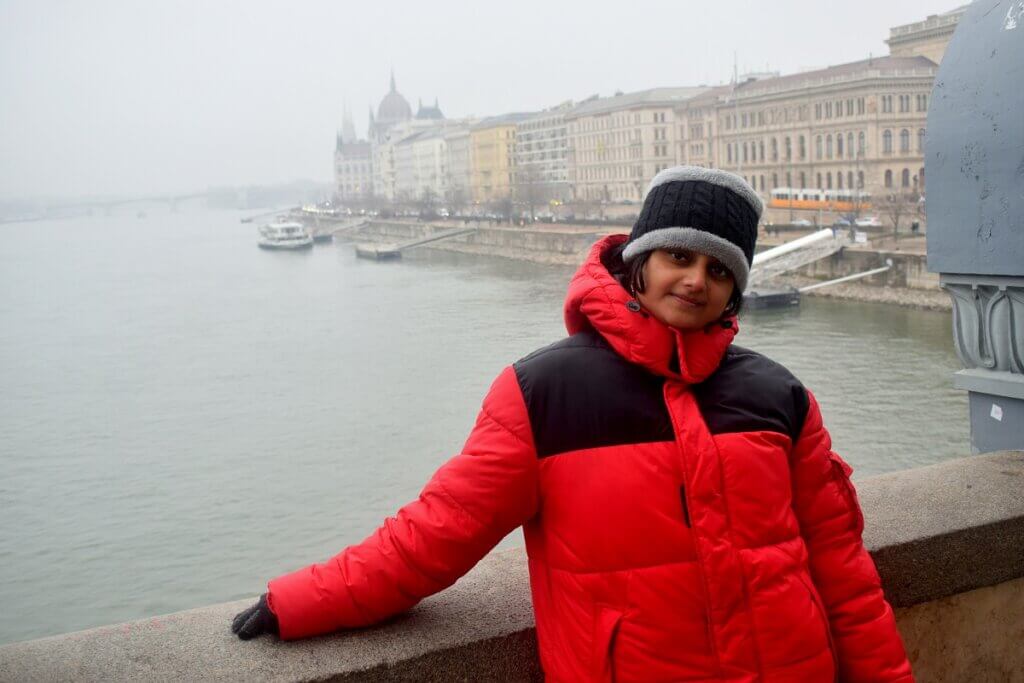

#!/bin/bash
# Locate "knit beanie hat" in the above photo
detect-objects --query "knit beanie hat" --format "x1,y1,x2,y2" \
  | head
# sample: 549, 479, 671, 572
622, 166, 763, 292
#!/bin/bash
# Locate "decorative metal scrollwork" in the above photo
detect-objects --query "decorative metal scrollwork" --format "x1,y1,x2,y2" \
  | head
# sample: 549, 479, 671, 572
943, 278, 1024, 374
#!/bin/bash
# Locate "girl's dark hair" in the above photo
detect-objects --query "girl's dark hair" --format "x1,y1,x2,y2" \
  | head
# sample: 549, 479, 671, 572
603, 244, 744, 319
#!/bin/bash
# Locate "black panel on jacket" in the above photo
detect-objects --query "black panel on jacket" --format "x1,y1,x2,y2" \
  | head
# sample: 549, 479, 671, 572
693, 346, 809, 442
513, 331, 673, 458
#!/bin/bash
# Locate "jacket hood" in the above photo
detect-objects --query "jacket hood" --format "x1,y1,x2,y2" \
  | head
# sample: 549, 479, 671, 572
564, 234, 737, 383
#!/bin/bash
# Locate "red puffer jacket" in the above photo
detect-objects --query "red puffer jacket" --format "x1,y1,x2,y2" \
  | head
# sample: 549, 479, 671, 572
268, 234, 913, 682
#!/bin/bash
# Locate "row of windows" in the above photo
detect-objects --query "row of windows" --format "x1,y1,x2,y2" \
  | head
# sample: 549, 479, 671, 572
723, 104, 810, 131
815, 132, 867, 160
517, 141, 569, 152
576, 147, 643, 163
518, 127, 568, 140
741, 170, 867, 192
570, 112, 650, 133
882, 128, 926, 154
884, 168, 925, 189
573, 130, 644, 148
814, 98, 867, 120
576, 165, 644, 181
727, 135, 809, 164
881, 94, 928, 113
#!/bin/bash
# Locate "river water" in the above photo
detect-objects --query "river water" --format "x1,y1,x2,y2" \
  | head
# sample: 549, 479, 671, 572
0, 207, 967, 644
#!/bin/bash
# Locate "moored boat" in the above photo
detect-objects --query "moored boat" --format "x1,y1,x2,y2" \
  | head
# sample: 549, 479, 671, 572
258, 221, 314, 250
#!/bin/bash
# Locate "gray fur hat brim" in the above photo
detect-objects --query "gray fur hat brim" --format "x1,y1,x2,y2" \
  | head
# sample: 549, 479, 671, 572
621, 227, 750, 292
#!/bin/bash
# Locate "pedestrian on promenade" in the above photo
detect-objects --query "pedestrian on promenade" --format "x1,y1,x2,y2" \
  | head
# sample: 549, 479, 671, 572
232, 166, 913, 682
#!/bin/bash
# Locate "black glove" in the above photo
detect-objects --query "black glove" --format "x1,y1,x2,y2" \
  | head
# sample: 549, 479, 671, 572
231, 593, 279, 640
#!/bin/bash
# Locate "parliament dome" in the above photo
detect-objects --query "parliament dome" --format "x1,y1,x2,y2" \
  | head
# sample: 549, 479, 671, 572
377, 72, 412, 124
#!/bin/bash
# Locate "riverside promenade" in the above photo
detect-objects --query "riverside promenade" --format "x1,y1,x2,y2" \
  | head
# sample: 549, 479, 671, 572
2, 451, 1022, 682
344, 219, 950, 310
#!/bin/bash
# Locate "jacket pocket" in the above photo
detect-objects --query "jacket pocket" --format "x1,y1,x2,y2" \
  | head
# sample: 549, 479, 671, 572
797, 572, 839, 682
828, 451, 864, 534
592, 606, 624, 683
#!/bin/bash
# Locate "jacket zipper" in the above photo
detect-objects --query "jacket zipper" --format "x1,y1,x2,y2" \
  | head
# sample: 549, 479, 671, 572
679, 485, 692, 527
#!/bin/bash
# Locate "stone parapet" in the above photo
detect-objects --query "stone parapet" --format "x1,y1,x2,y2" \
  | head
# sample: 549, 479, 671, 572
3, 451, 1021, 682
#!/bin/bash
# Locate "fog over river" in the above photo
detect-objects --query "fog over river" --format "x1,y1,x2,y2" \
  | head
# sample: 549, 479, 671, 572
0, 208, 966, 644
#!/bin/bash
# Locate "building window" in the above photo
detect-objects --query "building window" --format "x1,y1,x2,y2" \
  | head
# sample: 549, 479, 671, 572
800, 172, 806, 188
826, 172, 832, 189
917, 94, 928, 112
817, 172, 823, 188
826, 135, 833, 159
825, 102, 833, 118
858, 131, 866, 156
882, 95, 893, 113
759, 140, 765, 162
772, 173, 778, 189
899, 95, 911, 113
858, 171, 864, 189
902, 169, 911, 187
838, 172, 843, 189
900, 129, 910, 153
918, 128, 926, 152
785, 136, 792, 161
799, 135, 806, 160
919, 167, 925, 191
727, 143, 733, 163
846, 99, 854, 116
743, 142, 749, 163
816, 135, 823, 160
771, 138, 778, 161
885, 170, 893, 188
847, 171, 853, 189
857, 97, 865, 115
837, 134, 844, 159
883, 130, 893, 154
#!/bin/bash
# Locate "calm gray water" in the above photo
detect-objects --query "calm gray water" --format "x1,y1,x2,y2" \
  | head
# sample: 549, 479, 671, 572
0, 208, 966, 644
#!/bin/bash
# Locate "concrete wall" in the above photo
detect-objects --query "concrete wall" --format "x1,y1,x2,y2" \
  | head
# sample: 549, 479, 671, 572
348, 220, 610, 266
2, 451, 1021, 682
352, 221, 942, 291
795, 247, 938, 290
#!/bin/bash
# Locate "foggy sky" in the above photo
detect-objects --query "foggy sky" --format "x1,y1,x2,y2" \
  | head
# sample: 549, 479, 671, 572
0, 1, 960, 200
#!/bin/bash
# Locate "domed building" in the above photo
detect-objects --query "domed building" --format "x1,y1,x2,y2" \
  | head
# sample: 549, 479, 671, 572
369, 71, 413, 142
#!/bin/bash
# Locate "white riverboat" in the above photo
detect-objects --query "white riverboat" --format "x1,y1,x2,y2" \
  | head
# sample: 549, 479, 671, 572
257, 221, 313, 250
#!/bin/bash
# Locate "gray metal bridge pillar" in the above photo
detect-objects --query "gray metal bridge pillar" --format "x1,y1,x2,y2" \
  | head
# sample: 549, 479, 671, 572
927, 0, 1024, 453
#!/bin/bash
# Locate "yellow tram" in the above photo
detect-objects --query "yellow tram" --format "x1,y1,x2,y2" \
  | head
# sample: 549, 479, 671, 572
768, 188, 872, 213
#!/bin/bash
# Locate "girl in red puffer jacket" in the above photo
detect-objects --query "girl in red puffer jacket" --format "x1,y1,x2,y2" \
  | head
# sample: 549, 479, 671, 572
233, 166, 914, 682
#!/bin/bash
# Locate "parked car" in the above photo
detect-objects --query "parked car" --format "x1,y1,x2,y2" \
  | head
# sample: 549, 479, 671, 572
855, 216, 883, 228
833, 218, 852, 227
792, 219, 813, 227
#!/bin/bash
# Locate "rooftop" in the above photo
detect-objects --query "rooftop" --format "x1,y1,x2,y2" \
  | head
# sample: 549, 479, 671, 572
565, 87, 710, 118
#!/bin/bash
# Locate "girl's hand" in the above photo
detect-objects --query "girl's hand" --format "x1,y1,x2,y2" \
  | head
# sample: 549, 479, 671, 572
231, 593, 279, 640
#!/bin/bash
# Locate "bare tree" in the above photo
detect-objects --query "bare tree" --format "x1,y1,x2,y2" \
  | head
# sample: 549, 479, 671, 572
512, 164, 549, 223
879, 191, 918, 239
445, 182, 467, 216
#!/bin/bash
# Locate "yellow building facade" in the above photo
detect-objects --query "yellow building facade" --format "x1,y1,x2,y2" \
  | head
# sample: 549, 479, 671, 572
470, 116, 528, 203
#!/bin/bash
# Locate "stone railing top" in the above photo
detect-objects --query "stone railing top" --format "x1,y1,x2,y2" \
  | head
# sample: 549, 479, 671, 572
1, 451, 1021, 682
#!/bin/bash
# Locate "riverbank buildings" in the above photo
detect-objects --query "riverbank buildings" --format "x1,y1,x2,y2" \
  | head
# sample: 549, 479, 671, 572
333, 105, 372, 201
336, 7, 963, 211
512, 103, 574, 207
469, 113, 531, 204
565, 87, 709, 203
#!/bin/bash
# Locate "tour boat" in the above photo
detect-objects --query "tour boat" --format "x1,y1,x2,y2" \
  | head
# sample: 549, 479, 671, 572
257, 221, 313, 250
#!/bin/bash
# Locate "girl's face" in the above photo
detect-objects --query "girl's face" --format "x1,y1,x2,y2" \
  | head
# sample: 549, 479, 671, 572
636, 249, 735, 331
